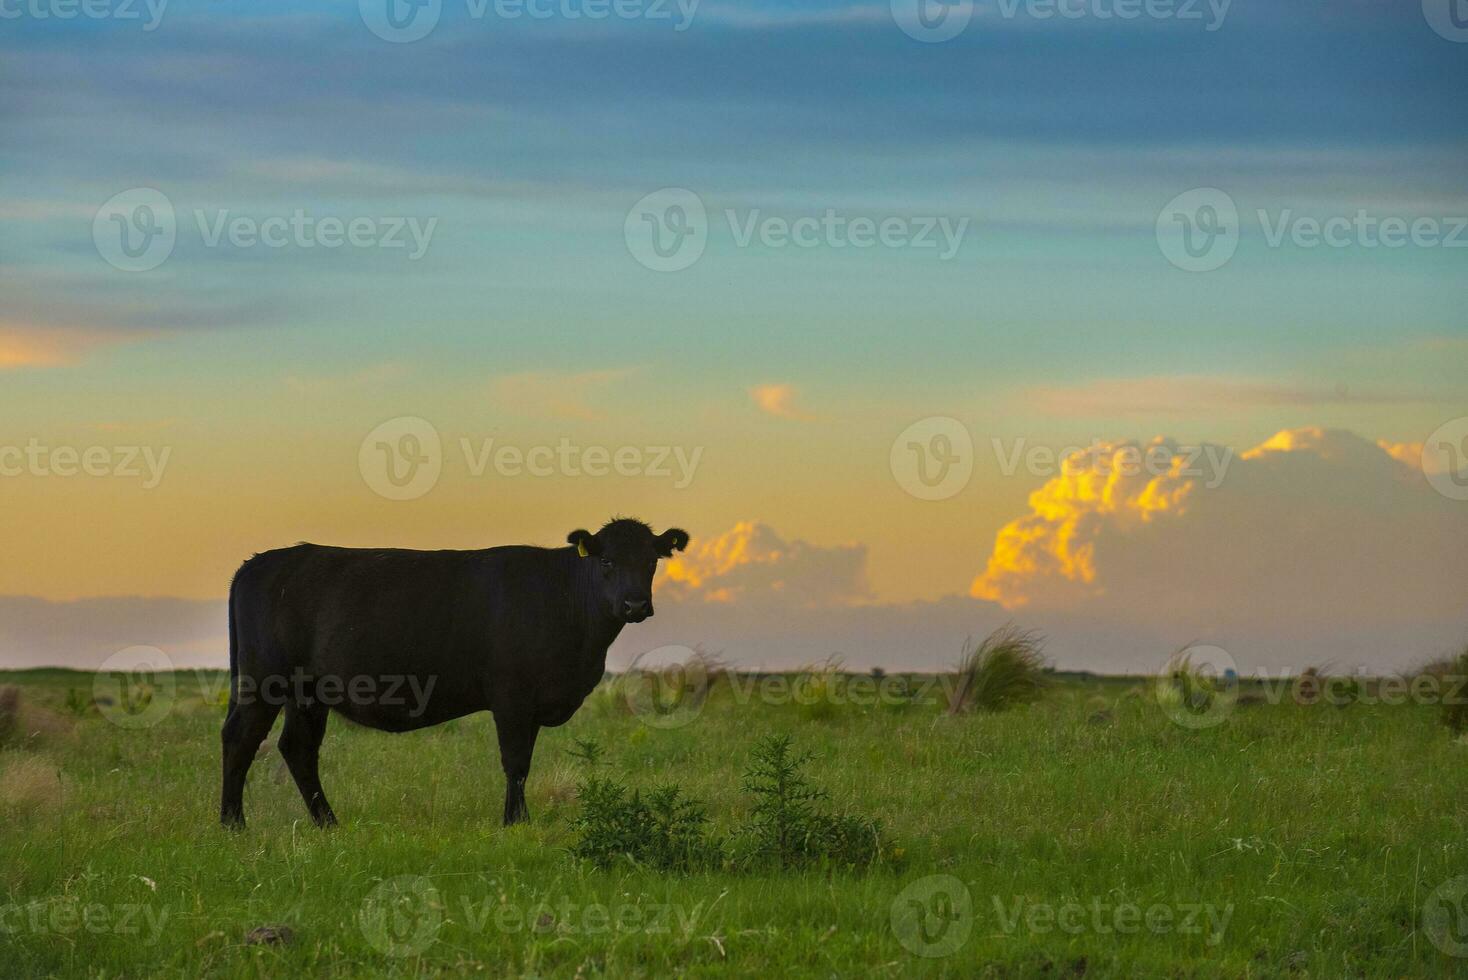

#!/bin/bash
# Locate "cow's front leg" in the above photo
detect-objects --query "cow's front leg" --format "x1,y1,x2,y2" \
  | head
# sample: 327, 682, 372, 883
493, 707, 540, 826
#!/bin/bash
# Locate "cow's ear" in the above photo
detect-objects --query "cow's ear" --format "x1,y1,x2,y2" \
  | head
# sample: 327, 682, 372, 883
567, 529, 602, 558
654, 527, 689, 557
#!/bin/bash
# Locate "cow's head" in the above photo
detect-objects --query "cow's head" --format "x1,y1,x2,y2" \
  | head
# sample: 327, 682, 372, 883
568, 518, 689, 624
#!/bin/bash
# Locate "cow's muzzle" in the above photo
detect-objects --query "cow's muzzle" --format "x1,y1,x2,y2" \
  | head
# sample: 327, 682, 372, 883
622, 598, 653, 623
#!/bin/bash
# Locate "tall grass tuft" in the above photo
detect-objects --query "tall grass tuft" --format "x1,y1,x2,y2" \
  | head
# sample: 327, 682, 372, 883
1155, 650, 1237, 720
1425, 647, 1468, 735
793, 655, 845, 722
946, 625, 1048, 714
0, 685, 19, 745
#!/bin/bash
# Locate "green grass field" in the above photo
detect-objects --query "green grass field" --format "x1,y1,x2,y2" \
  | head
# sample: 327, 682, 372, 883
3, 666, 1467, 978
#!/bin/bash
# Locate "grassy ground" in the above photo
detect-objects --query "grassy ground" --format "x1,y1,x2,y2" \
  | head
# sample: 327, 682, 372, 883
2, 667, 1467, 978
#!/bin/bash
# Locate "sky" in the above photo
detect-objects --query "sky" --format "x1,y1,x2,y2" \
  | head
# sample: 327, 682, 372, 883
2, 0, 1466, 673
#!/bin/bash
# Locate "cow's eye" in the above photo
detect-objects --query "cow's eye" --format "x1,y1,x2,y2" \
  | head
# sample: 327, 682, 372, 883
599, 558, 613, 569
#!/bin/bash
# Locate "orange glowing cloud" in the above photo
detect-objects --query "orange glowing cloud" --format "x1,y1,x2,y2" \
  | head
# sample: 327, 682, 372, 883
971, 438, 1201, 607
749, 383, 816, 421
662, 520, 868, 606
969, 427, 1464, 625
0, 324, 138, 369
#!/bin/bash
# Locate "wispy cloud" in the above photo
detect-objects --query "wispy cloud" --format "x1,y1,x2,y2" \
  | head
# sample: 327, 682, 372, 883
491, 367, 639, 422
0, 322, 150, 370
283, 362, 411, 394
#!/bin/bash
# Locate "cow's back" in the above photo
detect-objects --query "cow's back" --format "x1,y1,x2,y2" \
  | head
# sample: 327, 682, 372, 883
228, 543, 593, 730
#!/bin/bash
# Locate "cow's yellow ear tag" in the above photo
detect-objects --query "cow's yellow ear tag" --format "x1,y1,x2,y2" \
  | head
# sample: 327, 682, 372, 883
576, 541, 589, 558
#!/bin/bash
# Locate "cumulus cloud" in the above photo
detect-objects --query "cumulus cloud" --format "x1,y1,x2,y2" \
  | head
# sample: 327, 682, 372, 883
749, 383, 817, 421
969, 427, 1468, 645
661, 520, 869, 606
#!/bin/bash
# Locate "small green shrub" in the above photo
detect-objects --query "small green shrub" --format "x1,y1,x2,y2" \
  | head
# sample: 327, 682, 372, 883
948, 625, 1048, 714
569, 735, 888, 873
570, 778, 721, 871
564, 736, 606, 766
732, 734, 885, 869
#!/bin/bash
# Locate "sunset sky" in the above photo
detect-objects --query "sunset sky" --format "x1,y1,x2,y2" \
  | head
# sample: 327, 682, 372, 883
2, 0, 1465, 672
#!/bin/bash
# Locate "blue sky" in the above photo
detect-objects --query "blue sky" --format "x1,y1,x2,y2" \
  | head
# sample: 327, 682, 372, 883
2, 0, 1466, 669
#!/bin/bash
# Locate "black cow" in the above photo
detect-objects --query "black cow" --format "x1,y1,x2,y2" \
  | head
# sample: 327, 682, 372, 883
219, 518, 688, 829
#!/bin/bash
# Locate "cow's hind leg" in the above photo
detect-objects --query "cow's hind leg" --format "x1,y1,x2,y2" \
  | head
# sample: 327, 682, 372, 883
279, 703, 337, 827
220, 698, 281, 829
494, 708, 540, 826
